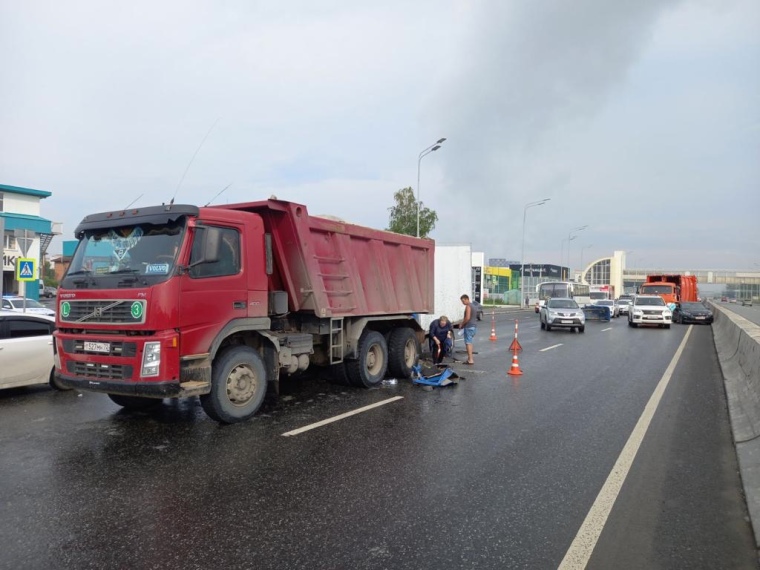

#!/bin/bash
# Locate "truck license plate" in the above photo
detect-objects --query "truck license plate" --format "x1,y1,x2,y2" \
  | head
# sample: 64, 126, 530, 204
84, 341, 110, 353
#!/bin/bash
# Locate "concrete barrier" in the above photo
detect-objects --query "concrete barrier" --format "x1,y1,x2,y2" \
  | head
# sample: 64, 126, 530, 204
711, 302, 760, 546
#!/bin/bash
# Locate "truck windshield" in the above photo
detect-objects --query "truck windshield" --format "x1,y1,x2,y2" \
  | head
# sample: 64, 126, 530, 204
640, 285, 673, 295
65, 220, 185, 286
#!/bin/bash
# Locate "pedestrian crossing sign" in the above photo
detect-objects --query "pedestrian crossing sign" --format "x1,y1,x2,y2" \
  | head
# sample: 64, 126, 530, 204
16, 258, 36, 282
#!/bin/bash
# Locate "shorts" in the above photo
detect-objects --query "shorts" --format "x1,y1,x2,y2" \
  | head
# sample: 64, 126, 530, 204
463, 326, 476, 345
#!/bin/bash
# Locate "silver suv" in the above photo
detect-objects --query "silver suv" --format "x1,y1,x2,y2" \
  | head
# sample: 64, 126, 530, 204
540, 298, 586, 333
628, 295, 672, 329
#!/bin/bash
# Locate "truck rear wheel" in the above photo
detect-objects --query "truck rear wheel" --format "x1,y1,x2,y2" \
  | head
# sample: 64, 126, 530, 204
108, 394, 161, 409
201, 346, 267, 424
346, 330, 388, 388
387, 328, 419, 379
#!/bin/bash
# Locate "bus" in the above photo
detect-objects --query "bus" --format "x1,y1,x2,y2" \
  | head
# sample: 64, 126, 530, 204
535, 281, 592, 312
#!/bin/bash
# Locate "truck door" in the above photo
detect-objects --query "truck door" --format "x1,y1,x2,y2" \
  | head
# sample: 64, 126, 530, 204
178, 224, 247, 354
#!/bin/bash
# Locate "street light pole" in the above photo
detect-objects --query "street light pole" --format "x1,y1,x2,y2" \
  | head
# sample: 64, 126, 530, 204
580, 244, 593, 282
416, 138, 446, 238
565, 225, 588, 279
520, 198, 551, 308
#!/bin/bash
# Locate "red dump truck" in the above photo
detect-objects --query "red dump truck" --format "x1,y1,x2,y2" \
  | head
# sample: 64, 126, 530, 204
54, 199, 433, 423
639, 274, 698, 305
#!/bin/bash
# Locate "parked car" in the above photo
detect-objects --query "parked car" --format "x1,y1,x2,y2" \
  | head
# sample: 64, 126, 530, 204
41, 286, 58, 298
617, 298, 632, 316
721, 296, 728, 302
672, 302, 714, 325
1, 296, 55, 317
0, 311, 70, 391
628, 295, 672, 328
540, 298, 585, 333
594, 299, 619, 318
742, 299, 753, 307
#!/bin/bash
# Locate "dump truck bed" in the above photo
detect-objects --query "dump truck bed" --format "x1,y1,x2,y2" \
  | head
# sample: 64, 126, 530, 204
215, 199, 434, 318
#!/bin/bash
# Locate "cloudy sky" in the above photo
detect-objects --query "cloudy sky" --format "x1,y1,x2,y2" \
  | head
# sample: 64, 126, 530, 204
1, 0, 758, 272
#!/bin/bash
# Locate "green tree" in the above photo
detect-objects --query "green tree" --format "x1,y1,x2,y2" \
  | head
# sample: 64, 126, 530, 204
386, 187, 438, 238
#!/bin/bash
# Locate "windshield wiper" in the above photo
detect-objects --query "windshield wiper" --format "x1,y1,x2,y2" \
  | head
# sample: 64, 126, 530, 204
117, 275, 149, 287
69, 269, 95, 288
109, 268, 140, 275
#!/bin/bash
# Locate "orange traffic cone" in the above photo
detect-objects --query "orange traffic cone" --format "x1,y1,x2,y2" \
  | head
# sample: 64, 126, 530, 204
507, 351, 523, 376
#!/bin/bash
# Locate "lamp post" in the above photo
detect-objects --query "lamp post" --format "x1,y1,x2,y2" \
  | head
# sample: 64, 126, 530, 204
560, 236, 577, 280
520, 198, 551, 308
416, 138, 446, 238
562, 225, 588, 279
579, 244, 593, 282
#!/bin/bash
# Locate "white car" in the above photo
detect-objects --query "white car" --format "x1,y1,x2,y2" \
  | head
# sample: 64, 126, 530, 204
628, 295, 672, 329
0, 311, 69, 390
616, 299, 632, 315
1, 296, 55, 317
540, 298, 586, 333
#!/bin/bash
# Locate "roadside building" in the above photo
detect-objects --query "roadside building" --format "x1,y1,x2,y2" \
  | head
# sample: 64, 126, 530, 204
0, 183, 59, 299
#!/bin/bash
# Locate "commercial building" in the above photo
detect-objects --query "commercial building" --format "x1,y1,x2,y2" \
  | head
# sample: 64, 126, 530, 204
0, 183, 59, 299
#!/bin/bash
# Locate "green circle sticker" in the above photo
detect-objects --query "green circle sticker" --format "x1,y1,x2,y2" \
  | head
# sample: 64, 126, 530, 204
61, 301, 70, 318
131, 302, 144, 319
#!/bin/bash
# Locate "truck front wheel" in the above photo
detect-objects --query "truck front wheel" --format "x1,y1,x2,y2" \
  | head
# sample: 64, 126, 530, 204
201, 346, 267, 424
347, 330, 388, 388
387, 328, 419, 379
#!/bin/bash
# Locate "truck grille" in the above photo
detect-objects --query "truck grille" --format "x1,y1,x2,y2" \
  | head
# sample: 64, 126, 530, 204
67, 361, 133, 380
59, 300, 146, 324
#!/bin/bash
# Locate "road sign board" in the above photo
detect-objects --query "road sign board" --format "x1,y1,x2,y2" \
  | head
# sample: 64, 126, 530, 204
13, 229, 35, 257
16, 258, 36, 282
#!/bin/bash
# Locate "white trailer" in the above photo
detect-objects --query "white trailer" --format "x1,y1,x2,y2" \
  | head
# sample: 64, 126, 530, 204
420, 244, 473, 332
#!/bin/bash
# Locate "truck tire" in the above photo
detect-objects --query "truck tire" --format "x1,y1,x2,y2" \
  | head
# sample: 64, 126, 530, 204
49, 369, 73, 391
387, 328, 419, 379
346, 330, 388, 388
329, 362, 352, 386
108, 394, 161, 409
200, 346, 267, 424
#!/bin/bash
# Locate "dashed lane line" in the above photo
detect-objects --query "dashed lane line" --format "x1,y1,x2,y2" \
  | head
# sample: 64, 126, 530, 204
281, 396, 404, 437
540, 344, 563, 352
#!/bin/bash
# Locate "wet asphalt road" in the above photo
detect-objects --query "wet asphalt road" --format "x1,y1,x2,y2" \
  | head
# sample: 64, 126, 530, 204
0, 308, 756, 569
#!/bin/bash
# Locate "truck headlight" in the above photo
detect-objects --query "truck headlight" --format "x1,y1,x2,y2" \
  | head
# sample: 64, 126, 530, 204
141, 342, 161, 377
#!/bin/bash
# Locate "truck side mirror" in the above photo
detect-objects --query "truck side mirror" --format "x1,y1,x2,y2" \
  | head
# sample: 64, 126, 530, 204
202, 227, 221, 264
188, 226, 221, 268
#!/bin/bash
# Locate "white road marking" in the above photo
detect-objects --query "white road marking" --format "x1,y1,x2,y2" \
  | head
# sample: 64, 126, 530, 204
601, 327, 612, 332
540, 344, 563, 352
558, 326, 693, 569
282, 396, 404, 437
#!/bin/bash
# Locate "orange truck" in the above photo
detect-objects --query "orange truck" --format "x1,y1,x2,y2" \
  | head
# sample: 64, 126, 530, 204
639, 274, 698, 305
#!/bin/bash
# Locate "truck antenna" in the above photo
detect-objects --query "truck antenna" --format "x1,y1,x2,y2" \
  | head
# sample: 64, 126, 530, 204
124, 194, 144, 209
170, 117, 220, 207
204, 183, 233, 207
